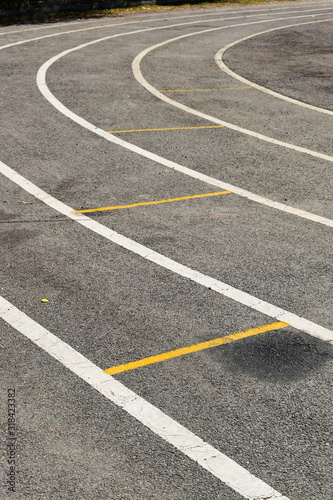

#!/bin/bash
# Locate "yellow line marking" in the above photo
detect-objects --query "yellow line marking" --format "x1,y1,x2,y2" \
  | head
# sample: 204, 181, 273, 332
159, 87, 253, 92
74, 190, 232, 214
107, 125, 226, 133
104, 321, 289, 375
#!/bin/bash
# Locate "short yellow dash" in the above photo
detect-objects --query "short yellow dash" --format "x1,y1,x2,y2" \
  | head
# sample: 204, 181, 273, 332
104, 321, 288, 375
107, 125, 226, 133
74, 190, 232, 214
159, 87, 253, 92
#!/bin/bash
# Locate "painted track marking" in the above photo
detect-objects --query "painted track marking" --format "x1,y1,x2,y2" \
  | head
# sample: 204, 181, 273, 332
0, 295, 290, 500
74, 190, 232, 213
0, 15, 233, 51
132, 17, 333, 164
35, 17, 333, 228
104, 321, 289, 375
1, 159, 333, 344
107, 125, 227, 133
215, 23, 333, 115
159, 86, 253, 92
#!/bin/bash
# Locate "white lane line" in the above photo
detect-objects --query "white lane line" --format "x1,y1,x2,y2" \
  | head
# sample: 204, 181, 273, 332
0, 16, 218, 50
1, 2, 331, 37
0, 295, 289, 500
1, 160, 332, 344
1, 6, 331, 51
215, 23, 333, 116
36, 20, 333, 228
132, 17, 333, 164
0, 21, 87, 37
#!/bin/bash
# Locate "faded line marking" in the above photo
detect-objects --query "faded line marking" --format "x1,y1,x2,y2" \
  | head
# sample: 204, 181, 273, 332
104, 321, 288, 375
107, 125, 226, 133
0, 295, 290, 500
159, 87, 253, 92
74, 190, 232, 213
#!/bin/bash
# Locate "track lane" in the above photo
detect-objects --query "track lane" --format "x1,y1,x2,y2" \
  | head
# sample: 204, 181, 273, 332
1, 2, 330, 496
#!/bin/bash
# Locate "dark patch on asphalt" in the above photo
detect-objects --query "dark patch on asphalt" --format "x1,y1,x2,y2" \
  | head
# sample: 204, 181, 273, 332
209, 329, 333, 383
0, 228, 40, 247
140, 234, 178, 246
54, 176, 83, 195
0, 218, 71, 224
0, 208, 18, 221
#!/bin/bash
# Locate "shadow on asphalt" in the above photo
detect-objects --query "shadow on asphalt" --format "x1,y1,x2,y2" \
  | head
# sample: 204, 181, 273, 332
209, 329, 333, 383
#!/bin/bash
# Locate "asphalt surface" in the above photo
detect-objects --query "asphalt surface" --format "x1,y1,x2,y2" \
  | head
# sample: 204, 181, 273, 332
0, 1, 332, 499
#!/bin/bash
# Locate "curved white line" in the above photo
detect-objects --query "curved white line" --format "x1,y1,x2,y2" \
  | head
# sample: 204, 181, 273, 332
0, 9, 226, 38
0, 21, 81, 36
35, 18, 333, 228
215, 22, 333, 115
0, 15, 237, 50
132, 16, 333, 164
